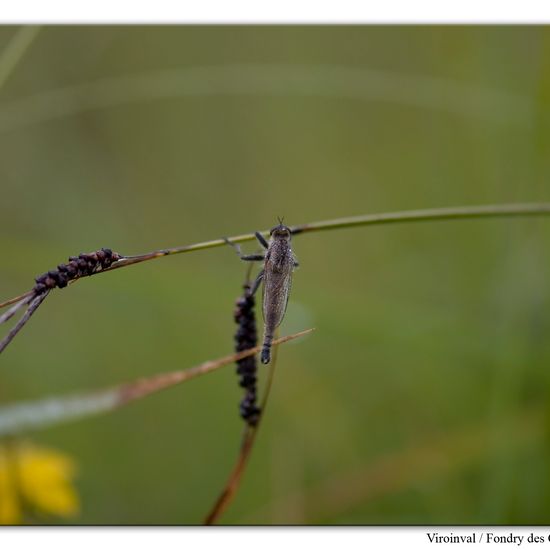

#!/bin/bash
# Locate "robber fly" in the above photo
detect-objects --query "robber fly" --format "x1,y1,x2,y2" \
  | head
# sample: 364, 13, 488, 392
226, 220, 299, 364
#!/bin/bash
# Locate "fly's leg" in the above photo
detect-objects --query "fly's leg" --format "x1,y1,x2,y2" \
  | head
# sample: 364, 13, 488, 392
223, 237, 265, 262
247, 270, 264, 297
255, 232, 269, 249
223, 236, 244, 256
241, 254, 265, 262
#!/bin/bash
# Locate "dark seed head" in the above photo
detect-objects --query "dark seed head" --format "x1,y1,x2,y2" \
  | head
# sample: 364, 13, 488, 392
44, 276, 56, 289
32, 248, 120, 297
234, 283, 260, 426
35, 273, 48, 284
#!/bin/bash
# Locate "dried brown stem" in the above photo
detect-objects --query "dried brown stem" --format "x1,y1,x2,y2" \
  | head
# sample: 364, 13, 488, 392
0, 290, 34, 310
204, 335, 280, 525
0, 329, 313, 436
0, 294, 34, 325
0, 291, 49, 354
113, 329, 304, 407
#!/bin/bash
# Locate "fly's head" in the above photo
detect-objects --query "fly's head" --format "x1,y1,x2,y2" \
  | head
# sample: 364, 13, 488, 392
269, 220, 292, 243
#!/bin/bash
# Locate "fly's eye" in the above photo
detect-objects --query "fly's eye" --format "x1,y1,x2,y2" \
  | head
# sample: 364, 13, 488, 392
270, 224, 290, 237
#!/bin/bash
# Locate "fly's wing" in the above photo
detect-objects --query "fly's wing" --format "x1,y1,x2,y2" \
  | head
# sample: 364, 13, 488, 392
262, 268, 292, 328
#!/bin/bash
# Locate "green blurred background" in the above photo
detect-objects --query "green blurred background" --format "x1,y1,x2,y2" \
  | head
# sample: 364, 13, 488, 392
1, 25, 550, 524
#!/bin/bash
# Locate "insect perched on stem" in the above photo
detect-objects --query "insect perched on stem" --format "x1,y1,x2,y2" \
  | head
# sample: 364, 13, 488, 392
226, 219, 299, 365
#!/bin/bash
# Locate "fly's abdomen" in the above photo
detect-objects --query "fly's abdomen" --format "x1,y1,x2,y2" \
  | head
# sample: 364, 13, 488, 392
261, 264, 292, 364
261, 333, 274, 364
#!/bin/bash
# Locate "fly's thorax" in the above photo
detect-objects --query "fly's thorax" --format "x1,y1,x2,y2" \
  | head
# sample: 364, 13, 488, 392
266, 235, 294, 274
268, 223, 292, 254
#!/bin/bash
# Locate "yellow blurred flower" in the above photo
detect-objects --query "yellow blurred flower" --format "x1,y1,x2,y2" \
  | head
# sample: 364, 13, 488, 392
0, 441, 79, 524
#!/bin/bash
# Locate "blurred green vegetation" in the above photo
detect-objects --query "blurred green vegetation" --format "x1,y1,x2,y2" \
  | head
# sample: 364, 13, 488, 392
0, 25, 550, 524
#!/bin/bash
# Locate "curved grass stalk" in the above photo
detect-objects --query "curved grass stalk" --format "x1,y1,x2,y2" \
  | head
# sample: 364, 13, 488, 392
1, 202, 549, 354
3, 203, 550, 310
100, 202, 550, 272
0, 199, 531, 311
0, 329, 312, 437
